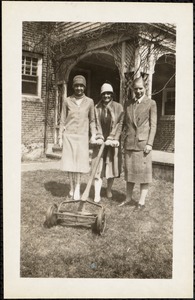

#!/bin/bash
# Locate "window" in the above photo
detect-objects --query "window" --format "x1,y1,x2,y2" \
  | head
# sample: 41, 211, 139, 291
162, 88, 175, 115
22, 52, 42, 97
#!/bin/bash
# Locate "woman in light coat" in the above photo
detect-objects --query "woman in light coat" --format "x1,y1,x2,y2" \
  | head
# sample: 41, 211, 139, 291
92, 83, 124, 202
59, 75, 96, 200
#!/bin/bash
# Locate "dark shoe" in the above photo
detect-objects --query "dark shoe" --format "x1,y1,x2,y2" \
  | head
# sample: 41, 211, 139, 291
129, 199, 137, 207
134, 204, 145, 211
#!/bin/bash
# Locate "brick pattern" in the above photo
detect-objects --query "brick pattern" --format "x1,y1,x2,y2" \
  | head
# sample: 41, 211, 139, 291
153, 118, 175, 153
22, 22, 56, 149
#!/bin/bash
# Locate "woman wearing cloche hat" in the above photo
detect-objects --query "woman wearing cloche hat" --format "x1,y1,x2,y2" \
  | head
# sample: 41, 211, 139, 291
58, 75, 96, 200
92, 82, 124, 203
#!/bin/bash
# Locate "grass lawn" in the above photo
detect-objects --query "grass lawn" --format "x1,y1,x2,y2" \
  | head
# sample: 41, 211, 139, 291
21, 170, 173, 278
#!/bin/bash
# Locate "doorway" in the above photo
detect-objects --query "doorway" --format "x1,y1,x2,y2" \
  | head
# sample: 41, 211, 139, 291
68, 52, 120, 104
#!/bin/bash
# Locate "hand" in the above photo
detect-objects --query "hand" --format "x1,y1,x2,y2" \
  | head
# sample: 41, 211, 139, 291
96, 139, 104, 145
105, 139, 112, 146
111, 140, 120, 147
59, 138, 63, 148
144, 144, 152, 154
90, 136, 97, 144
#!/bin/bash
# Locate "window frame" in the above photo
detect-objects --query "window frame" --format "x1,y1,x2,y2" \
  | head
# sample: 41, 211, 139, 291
162, 87, 175, 116
22, 51, 42, 98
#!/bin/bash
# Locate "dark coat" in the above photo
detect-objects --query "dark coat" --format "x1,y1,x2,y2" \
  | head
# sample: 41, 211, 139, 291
95, 100, 124, 141
92, 100, 124, 179
124, 95, 157, 151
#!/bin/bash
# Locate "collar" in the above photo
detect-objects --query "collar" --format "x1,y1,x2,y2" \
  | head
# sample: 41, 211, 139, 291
96, 99, 113, 108
135, 94, 145, 104
73, 93, 85, 100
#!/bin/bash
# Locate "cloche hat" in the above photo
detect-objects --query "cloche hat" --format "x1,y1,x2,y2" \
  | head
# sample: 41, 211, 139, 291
100, 83, 113, 94
73, 75, 86, 87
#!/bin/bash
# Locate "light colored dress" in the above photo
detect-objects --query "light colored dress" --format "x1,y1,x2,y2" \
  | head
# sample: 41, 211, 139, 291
59, 94, 95, 173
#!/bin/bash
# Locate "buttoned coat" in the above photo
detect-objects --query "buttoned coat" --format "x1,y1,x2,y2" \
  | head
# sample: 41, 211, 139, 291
124, 95, 157, 151
59, 95, 96, 173
92, 100, 124, 178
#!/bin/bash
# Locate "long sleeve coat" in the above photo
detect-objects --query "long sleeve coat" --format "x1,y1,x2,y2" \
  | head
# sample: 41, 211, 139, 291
59, 95, 96, 139
92, 100, 124, 179
59, 95, 96, 173
124, 95, 157, 151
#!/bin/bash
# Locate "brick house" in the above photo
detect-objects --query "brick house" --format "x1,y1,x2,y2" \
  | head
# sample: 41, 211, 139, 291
22, 22, 176, 159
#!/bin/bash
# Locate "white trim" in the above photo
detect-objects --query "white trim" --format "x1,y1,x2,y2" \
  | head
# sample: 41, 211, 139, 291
22, 96, 43, 103
22, 51, 42, 98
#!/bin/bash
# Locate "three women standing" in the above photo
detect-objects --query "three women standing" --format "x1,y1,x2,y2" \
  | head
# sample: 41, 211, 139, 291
59, 75, 157, 209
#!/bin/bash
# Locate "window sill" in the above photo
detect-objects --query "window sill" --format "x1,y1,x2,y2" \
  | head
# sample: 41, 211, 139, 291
160, 115, 175, 121
22, 95, 43, 103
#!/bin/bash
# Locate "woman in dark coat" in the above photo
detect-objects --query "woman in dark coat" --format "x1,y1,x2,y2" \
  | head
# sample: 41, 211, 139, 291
59, 75, 96, 200
92, 83, 124, 202
119, 76, 157, 210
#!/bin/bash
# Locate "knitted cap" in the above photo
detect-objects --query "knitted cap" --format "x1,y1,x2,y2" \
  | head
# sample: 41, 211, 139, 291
73, 75, 86, 87
100, 83, 113, 94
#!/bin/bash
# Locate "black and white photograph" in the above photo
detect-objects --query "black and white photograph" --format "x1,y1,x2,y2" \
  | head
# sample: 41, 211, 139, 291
3, 2, 193, 299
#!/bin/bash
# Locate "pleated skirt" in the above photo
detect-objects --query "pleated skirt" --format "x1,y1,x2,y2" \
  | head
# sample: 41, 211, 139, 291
124, 150, 152, 183
61, 133, 89, 173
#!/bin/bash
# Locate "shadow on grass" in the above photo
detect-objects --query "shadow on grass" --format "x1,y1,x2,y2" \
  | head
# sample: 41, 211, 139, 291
44, 181, 70, 197
44, 181, 93, 198
101, 187, 126, 203
44, 181, 126, 205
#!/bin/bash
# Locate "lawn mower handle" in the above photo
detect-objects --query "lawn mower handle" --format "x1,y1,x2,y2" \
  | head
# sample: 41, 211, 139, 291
80, 142, 105, 202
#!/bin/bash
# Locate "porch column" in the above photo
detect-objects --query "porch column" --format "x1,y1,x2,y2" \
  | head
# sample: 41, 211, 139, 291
54, 83, 59, 145
134, 47, 141, 79
63, 81, 67, 100
54, 80, 67, 145
147, 44, 155, 98
120, 41, 126, 105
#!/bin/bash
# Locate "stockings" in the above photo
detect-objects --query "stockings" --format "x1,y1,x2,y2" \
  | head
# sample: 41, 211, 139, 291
94, 178, 102, 202
126, 182, 149, 205
139, 183, 149, 205
68, 172, 81, 200
94, 177, 114, 202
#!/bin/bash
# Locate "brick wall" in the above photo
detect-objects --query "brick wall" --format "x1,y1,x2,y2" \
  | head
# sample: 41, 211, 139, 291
153, 116, 175, 152
22, 22, 56, 151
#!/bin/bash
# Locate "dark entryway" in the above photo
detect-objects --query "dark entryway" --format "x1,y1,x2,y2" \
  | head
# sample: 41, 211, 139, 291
152, 54, 175, 118
68, 52, 120, 104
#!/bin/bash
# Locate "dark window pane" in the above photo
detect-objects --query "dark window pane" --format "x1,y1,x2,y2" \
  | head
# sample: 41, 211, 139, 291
32, 58, 38, 64
22, 81, 38, 95
22, 75, 38, 95
32, 66, 37, 75
165, 102, 175, 115
25, 68, 31, 75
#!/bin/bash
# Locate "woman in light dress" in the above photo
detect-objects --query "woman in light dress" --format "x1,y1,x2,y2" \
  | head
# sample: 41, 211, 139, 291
59, 75, 96, 200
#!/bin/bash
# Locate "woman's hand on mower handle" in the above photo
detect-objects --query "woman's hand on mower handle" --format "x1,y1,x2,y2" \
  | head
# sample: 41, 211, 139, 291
111, 140, 120, 147
95, 138, 104, 145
